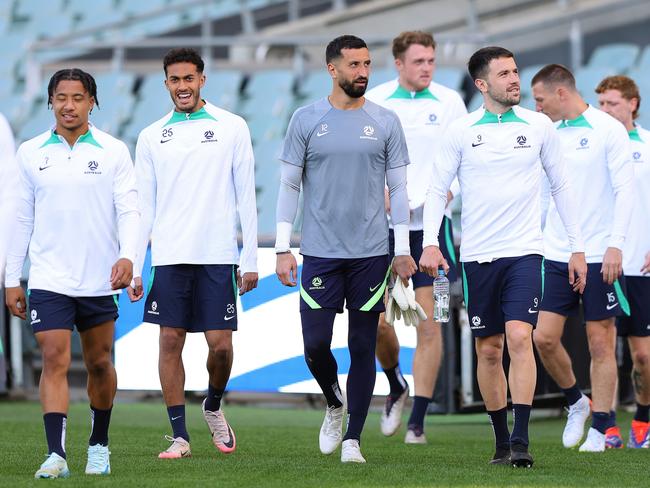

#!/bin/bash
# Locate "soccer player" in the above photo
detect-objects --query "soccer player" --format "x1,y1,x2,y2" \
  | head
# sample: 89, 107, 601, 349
596, 75, 650, 448
531, 65, 634, 452
275, 35, 416, 463
4, 69, 139, 478
365, 31, 466, 443
0, 111, 17, 284
420, 47, 587, 467
127, 48, 258, 459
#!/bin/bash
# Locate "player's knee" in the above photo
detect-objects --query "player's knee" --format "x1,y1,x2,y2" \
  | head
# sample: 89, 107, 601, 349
632, 349, 650, 369
41, 345, 70, 374
348, 337, 375, 358
532, 329, 558, 353
86, 356, 113, 378
159, 328, 185, 354
506, 327, 532, 354
208, 341, 232, 362
476, 341, 502, 366
417, 321, 440, 345
588, 337, 613, 360
303, 337, 330, 360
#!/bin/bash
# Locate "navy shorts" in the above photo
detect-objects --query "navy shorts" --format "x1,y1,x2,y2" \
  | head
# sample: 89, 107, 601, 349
28, 289, 119, 333
389, 216, 458, 287
461, 254, 543, 337
540, 260, 629, 322
144, 264, 238, 332
617, 276, 650, 337
300, 255, 391, 313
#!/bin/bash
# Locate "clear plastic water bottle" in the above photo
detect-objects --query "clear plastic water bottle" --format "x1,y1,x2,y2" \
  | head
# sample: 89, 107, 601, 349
433, 269, 450, 323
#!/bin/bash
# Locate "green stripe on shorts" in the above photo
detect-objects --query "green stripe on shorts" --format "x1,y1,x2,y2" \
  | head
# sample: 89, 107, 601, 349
462, 263, 469, 308
300, 282, 322, 309
359, 265, 392, 312
232, 265, 238, 301
147, 266, 156, 295
444, 217, 457, 266
113, 294, 119, 309
614, 280, 631, 316
541, 258, 545, 301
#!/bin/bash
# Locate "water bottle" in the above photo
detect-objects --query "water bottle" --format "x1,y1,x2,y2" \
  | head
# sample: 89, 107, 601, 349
433, 269, 450, 323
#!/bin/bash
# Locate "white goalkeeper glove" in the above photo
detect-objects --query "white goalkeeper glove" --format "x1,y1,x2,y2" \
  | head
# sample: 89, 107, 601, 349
386, 277, 427, 327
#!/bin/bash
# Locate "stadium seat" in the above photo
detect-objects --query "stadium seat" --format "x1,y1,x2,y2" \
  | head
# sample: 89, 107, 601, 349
367, 67, 396, 90
243, 70, 295, 99
637, 45, 650, 71
435, 66, 465, 92
298, 70, 332, 101
202, 70, 244, 112
587, 43, 640, 73
467, 91, 482, 112
574, 66, 616, 106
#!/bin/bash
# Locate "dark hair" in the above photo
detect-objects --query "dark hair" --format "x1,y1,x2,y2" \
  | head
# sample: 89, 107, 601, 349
47, 68, 99, 109
596, 75, 641, 119
392, 31, 436, 60
163, 47, 205, 75
467, 46, 514, 81
325, 35, 367, 64
531, 64, 576, 90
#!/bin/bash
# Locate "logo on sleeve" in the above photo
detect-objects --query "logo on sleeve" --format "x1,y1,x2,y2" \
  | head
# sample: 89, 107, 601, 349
360, 125, 377, 140
514, 135, 531, 149
201, 130, 218, 143
316, 124, 329, 137
84, 160, 101, 174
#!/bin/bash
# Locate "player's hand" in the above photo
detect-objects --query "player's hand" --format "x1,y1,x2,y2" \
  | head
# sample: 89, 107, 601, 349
568, 252, 587, 294
276, 252, 298, 287
5, 286, 27, 320
384, 187, 391, 213
238, 271, 258, 296
446, 190, 453, 207
419, 245, 449, 277
641, 251, 650, 275
601, 247, 622, 285
110, 258, 133, 290
392, 255, 417, 286
127, 276, 144, 302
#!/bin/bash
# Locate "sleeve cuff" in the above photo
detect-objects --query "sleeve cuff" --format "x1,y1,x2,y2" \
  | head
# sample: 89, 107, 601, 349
607, 235, 625, 250
392, 224, 410, 256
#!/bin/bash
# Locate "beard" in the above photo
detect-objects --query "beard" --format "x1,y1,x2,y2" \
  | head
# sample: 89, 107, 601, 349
488, 86, 520, 107
339, 77, 368, 98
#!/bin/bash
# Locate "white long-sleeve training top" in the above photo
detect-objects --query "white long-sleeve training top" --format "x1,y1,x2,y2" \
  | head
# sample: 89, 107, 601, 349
134, 101, 258, 277
5, 125, 139, 296
543, 105, 634, 263
423, 105, 584, 263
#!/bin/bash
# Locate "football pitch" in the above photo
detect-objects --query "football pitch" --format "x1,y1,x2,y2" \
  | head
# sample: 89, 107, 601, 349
0, 401, 644, 487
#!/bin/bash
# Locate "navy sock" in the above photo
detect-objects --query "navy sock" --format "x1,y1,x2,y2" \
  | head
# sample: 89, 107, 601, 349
167, 405, 189, 441
487, 407, 510, 450
301, 309, 343, 409
592, 411, 609, 434
88, 405, 112, 446
407, 396, 431, 429
561, 382, 583, 406
634, 403, 650, 423
205, 384, 225, 412
343, 310, 380, 442
511, 404, 532, 447
608, 409, 617, 429
43, 413, 67, 459
383, 363, 407, 397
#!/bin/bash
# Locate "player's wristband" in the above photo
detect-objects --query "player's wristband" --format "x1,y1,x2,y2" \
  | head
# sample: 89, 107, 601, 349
393, 224, 410, 256
274, 221, 292, 254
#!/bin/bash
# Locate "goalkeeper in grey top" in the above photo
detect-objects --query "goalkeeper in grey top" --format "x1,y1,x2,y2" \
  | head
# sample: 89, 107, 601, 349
275, 35, 417, 464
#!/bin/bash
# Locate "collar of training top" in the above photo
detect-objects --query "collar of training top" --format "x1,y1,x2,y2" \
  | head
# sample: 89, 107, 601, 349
39, 125, 102, 149
387, 83, 439, 101
558, 107, 594, 130
164, 103, 217, 126
629, 127, 643, 142
471, 107, 529, 126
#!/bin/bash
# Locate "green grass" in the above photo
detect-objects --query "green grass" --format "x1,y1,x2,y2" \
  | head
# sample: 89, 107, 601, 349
0, 401, 643, 487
